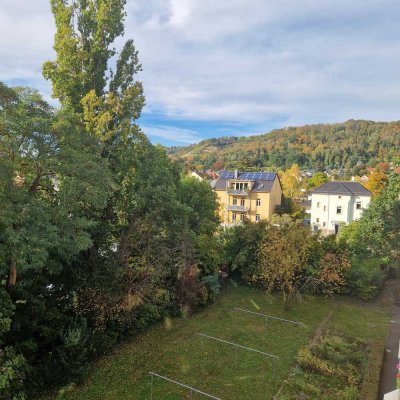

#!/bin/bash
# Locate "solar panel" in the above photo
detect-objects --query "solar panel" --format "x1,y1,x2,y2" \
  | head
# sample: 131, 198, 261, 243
220, 170, 235, 180
237, 172, 276, 181
220, 171, 276, 181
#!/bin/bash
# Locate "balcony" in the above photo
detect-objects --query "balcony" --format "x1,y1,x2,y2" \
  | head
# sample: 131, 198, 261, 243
227, 205, 249, 212
227, 189, 250, 196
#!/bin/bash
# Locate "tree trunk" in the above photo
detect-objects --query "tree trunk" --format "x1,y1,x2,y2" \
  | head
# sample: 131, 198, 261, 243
9, 258, 17, 286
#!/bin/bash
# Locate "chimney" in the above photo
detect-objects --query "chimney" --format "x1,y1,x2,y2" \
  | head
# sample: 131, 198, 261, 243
234, 169, 239, 179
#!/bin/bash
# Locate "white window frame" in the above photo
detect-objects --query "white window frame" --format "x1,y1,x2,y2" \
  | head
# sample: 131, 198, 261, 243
240, 213, 245, 222
356, 201, 362, 210
232, 213, 237, 222
256, 214, 260, 222
337, 206, 342, 215
256, 198, 261, 206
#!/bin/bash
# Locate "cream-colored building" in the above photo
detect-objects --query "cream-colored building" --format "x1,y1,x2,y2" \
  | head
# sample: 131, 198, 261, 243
211, 170, 282, 225
310, 181, 371, 235
189, 171, 209, 182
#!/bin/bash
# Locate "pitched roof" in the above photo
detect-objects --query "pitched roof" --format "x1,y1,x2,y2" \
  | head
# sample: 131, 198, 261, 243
212, 170, 278, 193
312, 181, 371, 196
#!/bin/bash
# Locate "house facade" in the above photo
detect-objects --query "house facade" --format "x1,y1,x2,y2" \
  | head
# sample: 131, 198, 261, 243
211, 170, 282, 225
310, 181, 371, 235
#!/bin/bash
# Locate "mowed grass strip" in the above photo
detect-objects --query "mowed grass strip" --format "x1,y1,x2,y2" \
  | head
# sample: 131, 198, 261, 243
54, 283, 390, 400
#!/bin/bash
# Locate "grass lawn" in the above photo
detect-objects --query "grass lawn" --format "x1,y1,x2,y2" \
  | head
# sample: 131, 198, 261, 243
47, 281, 391, 400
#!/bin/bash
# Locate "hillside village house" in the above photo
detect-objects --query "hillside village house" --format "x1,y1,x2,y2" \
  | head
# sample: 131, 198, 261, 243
310, 181, 371, 235
211, 170, 282, 225
190, 171, 210, 181
189, 170, 218, 182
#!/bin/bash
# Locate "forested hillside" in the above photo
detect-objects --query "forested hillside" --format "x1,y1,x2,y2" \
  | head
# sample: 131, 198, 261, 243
168, 120, 400, 171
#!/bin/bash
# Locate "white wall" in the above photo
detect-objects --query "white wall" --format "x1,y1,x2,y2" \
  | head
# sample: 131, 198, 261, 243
310, 193, 370, 234
190, 172, 203, 181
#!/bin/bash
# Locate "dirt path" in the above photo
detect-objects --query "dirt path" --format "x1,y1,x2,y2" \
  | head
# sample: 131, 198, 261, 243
379, 279, 400, 398
309, 308, 336, 346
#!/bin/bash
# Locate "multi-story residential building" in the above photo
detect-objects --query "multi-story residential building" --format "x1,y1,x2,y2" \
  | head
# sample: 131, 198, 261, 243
310, 181, 371, 235
211, 170, 282, 225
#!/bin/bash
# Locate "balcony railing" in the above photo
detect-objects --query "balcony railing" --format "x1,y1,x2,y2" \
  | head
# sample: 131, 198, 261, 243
227, 189, 250, 196
227, 205, 249, 212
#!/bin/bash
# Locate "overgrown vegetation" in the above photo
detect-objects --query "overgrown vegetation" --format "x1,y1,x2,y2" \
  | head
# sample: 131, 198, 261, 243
278, 334, 369, 399
225, 217, 351, 304
345, 256, 386, 300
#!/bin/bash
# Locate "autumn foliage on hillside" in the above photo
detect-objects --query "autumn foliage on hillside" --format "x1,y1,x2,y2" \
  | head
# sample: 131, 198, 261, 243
168, 120, 400, 171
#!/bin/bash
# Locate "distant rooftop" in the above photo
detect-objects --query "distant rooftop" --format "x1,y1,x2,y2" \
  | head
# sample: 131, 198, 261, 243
312, 181, 371, 196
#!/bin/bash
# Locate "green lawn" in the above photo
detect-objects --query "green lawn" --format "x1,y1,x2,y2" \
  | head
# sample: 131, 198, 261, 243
48, 282, 391, 400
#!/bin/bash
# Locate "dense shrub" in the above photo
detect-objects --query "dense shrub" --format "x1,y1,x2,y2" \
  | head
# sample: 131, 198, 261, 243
202, 275, 221, 301
225, 218, 351, 300
0, 347, 29, 400
345, 256, 386, 300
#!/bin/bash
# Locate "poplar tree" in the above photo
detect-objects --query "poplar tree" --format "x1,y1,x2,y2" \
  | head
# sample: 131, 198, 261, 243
43, 0, 145, 142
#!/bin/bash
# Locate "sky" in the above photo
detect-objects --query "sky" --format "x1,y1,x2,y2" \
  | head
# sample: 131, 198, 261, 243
1, 0, 400, 146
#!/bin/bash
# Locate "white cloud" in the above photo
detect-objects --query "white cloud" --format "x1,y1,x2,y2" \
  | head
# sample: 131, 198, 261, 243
142, 124, 203, 144
1, 0, 400, 143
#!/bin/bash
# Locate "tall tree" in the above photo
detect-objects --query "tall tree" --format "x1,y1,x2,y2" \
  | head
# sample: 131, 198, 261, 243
308, 172, 328, 189
280, 164, 303, 198
365, 171, 387, 196
43, 0, 145, 145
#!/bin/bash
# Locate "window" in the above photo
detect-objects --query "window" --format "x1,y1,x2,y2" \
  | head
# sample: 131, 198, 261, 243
235, 182, 249, 191
256, 214, 260, 222
256, 198, 261, 206
356, 201, 362, 210
232, 213, 237, 222
240, 198, 245, 207
337, 206, 342, 215
240, 213, 245, 222
323, 206, 327, 211
233, 197, 237, 205
317, 202, 320, 208
316, 218, 320, 223
323, 222, 326, 227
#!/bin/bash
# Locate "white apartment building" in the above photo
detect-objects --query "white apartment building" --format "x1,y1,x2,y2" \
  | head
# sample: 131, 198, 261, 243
310, 181, 371, 235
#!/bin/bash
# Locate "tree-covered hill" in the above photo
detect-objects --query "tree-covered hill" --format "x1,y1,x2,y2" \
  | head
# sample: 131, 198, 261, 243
167, 120, 400, 171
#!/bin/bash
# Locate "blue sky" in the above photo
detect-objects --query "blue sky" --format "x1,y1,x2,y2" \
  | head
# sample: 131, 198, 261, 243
1, 0, 400, 146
